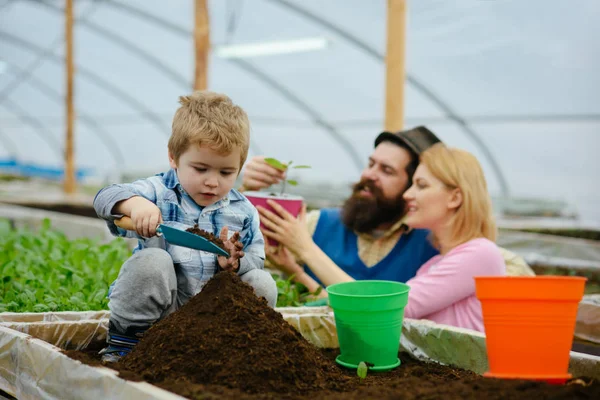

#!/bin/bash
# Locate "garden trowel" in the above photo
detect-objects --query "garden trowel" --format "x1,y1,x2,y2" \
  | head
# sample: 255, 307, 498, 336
114, 216, 230, 257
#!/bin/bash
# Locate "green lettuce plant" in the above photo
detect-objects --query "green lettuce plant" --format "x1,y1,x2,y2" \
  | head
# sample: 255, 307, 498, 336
272, 273, 323, 307
0, 218, 129, 312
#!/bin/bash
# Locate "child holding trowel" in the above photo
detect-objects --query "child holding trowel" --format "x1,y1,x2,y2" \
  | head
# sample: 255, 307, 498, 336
93, 91, 277, 362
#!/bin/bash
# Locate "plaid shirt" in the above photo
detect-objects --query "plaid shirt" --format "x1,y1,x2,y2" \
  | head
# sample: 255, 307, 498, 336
94, 169, 265, 301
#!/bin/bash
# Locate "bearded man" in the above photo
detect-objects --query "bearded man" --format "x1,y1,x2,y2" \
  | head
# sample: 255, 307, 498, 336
240, 126, 532, 293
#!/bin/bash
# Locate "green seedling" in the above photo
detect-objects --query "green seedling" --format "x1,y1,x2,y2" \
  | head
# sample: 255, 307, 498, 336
357, 361, 375, 381
264, 158, 311, 196
357, 361, 368, 380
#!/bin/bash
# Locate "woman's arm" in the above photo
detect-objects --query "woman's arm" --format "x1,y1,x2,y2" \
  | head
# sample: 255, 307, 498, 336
404, 239, 505, 319
298, 241, 354, 286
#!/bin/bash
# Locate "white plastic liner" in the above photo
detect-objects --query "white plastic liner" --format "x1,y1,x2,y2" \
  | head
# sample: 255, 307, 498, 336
1, 307, 599, 399
0, 326, 186, 400
0, 311, 110, 352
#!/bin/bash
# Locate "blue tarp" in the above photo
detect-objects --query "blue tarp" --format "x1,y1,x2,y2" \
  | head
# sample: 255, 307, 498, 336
0, 158, 93, 181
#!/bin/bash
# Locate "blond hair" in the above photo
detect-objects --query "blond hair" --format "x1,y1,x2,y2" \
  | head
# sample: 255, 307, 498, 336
169, 91, 250, 169
420, 143, 497, 248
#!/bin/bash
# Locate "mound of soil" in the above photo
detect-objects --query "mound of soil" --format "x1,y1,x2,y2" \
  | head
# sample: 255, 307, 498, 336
119, 271, 348, 394
65, 272, 600, 399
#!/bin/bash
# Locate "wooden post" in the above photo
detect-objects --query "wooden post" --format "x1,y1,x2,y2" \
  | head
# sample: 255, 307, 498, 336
384, 0, 407, 132
194, 0, 210, 91
64, 0, 75, 194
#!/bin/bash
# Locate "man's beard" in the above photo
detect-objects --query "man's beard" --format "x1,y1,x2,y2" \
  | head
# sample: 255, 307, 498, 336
341, 179, 407, 234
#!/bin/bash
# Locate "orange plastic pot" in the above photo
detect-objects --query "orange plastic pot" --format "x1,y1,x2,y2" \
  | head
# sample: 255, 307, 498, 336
475, 276, 586, 384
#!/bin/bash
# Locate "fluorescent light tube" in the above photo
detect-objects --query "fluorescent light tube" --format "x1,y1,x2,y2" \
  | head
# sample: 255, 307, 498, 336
214, 37, 329, 59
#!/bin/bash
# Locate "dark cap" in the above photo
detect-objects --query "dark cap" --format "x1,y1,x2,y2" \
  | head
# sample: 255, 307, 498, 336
374, 126, 442, 156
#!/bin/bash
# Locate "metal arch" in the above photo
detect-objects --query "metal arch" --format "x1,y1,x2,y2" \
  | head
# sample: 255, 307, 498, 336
0, 0, 16, 13
0, 31, 171, 137
98, 0, 359, 171
27, 0, 265, 157
0, 0, 102, 105
2, 61, 125, 167
2, 99, 63, 159
405, 79, 510, 194
30, 0, 190, 89
233, 59, 363, 170
0, 126, 19, 157
266, 0, 510, 196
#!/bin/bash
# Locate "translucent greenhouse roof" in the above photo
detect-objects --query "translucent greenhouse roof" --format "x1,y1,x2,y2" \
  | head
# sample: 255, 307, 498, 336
0, 0, 599, 221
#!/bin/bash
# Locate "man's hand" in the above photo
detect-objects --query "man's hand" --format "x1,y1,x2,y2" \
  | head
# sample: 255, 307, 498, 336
115, 196, 163, 237
240, 156, 286, 192
257, 202, 312, 257
217, 226, 245, 272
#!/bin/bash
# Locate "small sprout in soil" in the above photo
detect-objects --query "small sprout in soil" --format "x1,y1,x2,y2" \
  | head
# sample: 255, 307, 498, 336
357, 361, 368, 380
264, 157, 311, 196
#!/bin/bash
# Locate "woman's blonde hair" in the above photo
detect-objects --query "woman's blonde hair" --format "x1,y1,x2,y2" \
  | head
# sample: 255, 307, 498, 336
169, 91, 250, 169
420, 143, 497, 248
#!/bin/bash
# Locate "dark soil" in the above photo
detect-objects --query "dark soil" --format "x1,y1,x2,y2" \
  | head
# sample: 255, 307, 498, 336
501, 227, 600, 241
64, 272, 600, 400
572, 339, 600, 357
185, 224, 227, 251
2, 202, 98, 218
0, 388, 17, 400
521, 228, 600, 241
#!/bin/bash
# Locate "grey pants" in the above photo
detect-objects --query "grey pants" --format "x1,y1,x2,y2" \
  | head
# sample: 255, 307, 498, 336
108, 248, 278, 331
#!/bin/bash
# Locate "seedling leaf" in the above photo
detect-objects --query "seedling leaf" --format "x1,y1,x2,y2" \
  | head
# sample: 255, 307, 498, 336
264, 158, 287, 170
263, 157, 311, 195
357, 361, 368, 379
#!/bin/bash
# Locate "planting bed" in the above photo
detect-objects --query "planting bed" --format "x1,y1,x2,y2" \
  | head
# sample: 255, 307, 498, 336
68, 345, 600, 400
63, 272, 600, 400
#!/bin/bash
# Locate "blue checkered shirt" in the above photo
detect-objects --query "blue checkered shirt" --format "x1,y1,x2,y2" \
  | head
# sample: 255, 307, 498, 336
93, 169, 265, 301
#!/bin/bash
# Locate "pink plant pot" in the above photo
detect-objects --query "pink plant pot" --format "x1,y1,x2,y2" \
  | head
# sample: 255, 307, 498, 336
244, 191, 304, 246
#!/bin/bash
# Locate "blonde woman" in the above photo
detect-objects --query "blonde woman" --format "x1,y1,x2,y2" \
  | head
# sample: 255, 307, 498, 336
401, 143, 504, 332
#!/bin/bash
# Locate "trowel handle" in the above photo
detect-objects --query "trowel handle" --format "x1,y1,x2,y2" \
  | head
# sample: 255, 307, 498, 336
114, 217, 162, 236
114, 216, 135, 230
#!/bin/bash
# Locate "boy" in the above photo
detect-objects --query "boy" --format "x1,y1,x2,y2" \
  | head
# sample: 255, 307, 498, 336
94, 91, 277, 362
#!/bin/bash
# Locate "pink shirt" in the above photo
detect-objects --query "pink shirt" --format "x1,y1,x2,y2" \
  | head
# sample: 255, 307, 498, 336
404, 238, 505, 332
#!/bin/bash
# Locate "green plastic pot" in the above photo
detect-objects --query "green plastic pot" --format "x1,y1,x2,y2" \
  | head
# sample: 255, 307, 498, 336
327, 280, 410, 371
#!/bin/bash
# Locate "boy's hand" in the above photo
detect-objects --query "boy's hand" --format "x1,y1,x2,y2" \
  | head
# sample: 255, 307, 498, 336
126, 197, 163, 237
217, 226, 245, 272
